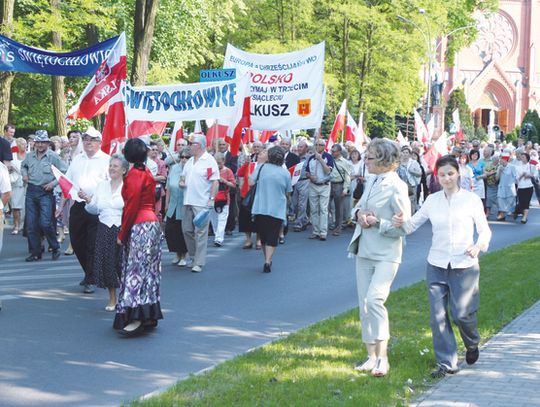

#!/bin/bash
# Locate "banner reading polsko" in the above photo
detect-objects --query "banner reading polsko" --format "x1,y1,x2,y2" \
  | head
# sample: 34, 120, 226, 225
123, 75, 250, 126
0, 34, 121, 76
223, 42, 325, 131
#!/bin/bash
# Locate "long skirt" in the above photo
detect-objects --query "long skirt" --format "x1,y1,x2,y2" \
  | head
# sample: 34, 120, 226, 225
93, 222, 121, 289
517, 187, 533, 212
164, 214, 187, 255
113, 222, 163, 329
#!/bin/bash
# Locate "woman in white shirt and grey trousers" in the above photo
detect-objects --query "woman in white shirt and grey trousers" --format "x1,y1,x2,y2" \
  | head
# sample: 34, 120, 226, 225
392, 155, 492, 379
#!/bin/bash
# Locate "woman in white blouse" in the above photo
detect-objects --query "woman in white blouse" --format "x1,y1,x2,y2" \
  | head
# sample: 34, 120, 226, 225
83, 155, 128, 311
514, 151, 537, 224
392, 155, 492, 379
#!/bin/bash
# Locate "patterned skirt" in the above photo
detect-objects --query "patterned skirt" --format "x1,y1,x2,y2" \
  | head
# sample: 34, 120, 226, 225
93, 222, 121, 289
113, 221, 163, 329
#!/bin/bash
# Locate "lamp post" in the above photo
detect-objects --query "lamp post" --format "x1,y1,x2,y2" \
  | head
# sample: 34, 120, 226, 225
398, 12, 432, 123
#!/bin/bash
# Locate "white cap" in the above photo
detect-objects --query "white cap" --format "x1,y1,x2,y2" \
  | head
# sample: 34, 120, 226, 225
83, 126, 102, 140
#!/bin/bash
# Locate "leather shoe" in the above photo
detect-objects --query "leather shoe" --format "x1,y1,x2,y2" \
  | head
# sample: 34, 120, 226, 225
25, 254, 42, 262
263, 263, 272, 273
52, 250, 61, 260
83, 285, 95, 294
431, 366, 457, 378
118, 321, 144, 337
466, 347, 479, 365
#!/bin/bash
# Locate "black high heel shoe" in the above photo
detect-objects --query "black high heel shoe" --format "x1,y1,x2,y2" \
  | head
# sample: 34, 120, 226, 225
119, 321, 144, 337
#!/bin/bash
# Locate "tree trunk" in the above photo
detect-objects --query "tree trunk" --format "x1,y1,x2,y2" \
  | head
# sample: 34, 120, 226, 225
131, 0, 160, 86
51, 0, 67, 136
342, 15, 349, 103
358, 23, 374, 113
0, 0, 15, 127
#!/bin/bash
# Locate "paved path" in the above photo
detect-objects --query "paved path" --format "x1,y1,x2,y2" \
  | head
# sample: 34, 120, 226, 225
412, 299, 540, 407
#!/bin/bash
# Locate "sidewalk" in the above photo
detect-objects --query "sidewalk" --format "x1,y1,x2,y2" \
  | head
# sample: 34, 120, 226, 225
412, 300, 540, 407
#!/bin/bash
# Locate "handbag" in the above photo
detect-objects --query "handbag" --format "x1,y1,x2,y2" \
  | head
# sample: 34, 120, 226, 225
241, 164, 265, 210
352, 180, 364, 200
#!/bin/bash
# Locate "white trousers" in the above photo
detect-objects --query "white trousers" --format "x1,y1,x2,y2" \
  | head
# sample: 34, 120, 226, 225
209, 204, 229, 244
355, 256, 399, 343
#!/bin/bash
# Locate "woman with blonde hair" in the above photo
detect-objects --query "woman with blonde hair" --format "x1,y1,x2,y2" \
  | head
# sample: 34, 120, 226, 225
348, 138, 410, 377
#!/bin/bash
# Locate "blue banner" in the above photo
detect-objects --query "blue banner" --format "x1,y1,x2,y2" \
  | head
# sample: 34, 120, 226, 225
0, 34, 120, 77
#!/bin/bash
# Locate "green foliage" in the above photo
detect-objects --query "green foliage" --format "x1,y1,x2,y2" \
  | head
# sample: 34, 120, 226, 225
445, 88, 473, 136
521, 109, 540, 144
474, 126, 487, 141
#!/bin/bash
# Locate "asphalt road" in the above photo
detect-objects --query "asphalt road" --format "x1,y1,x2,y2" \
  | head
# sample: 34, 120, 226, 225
1, 206, 539, 406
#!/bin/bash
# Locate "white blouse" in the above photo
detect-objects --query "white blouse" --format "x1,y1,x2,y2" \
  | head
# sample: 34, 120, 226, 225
404, 188, 492, 269
514, 162, 537, 189
85, 180, 124, 227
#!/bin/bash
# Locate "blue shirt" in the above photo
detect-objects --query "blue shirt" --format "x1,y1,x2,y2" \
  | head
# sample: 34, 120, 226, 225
166, 163, 185, 220
250, 163, 292, 221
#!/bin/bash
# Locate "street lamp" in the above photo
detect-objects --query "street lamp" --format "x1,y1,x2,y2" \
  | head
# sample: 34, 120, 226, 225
397, 13, 433, 122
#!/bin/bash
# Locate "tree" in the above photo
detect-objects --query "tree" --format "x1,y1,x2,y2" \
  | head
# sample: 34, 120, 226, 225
131, 0, 160, 85
445, 88, 474, 138
0, 0, 16, 128
521, 109, 540, 144
50, 0, 67, 136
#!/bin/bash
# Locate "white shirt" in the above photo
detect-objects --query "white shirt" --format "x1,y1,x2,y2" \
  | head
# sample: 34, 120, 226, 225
0, 162, 11, 211
84, 180, 124, 227
514, 161, 537, 189
182, 151, 219, 206
405, 188, 492, 269
65, 150, 110, 202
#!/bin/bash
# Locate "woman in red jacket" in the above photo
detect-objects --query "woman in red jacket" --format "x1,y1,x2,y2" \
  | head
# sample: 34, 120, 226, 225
114, 138, 163, 336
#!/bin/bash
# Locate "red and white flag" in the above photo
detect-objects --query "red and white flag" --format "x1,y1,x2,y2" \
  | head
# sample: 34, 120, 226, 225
327, 99, 347, 151
423, 133, 448, 172
260, 130, 277, 144
414, 110, 431, 144
169, 121, 183, 152
345, 111, 357, 143
354, 112, 370, 152
230, 97, 252, 157
51, 165, 78, 199
452, 109, 464, 142
396, 130, 408, 147
205, 120, 229, 147
288, 161, 304, 186
68, 33, 127, 120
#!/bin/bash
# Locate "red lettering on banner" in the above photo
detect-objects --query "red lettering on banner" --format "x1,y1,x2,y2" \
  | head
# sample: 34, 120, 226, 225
250, 73, 293, 85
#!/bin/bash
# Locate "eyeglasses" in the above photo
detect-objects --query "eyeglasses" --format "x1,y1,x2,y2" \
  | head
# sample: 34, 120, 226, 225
366, 156, 376, 160
180, 156, 189, 159
188, 142, 200, 146
316, 143, 326, 147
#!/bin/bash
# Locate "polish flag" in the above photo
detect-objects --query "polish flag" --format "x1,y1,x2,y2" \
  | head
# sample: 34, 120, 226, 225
67, 33, 127, 120
242, 128, 256, 144
288, 161, 304, 186
206, 120, 229, 146
396, 130, 409, 147
354, 112, 370, 152
423, 133, 448, 172
345, 111, 357, 143
101, 89, 167, 154
260, 130, 277, 144
414, 110, 431, 144
452, 109, 464, 142
169, 121, 183, 152
51, 165, 78, 199
327, 99, 347, 151
230, 97, 252, 157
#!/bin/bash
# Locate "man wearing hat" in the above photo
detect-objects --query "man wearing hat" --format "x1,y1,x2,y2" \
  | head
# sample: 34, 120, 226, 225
21, 130, 66, 261
64, 127, 110, 293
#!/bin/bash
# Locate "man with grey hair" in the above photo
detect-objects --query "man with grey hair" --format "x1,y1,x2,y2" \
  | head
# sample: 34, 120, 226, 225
306, 138, 334, 240
280, 137, 300, 169
180, 133, 220, 273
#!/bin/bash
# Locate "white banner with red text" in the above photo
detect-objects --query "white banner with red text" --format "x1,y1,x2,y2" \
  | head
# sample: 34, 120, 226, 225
223, 42, 325, 131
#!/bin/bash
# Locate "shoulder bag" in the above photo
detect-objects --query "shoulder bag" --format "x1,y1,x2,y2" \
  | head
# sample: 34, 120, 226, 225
241, 164, 265, 210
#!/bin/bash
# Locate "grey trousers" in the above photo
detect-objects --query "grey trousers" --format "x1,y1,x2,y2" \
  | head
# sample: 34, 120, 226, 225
427, 262, 480, 371
182, 205, 210, 267
291, 179, 309, 228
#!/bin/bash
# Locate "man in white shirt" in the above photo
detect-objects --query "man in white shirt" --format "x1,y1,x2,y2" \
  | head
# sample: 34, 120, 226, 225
180, 133, 219, 273
65, 127, 110, 293
0, 161, 12, 257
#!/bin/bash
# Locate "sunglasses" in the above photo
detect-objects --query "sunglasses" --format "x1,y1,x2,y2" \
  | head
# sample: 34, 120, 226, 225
180, 156, 190, 159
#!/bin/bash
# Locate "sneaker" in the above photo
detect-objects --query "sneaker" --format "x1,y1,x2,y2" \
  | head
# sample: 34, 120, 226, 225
191, 265, 202, 273
466, 347, 479, 365
83, 285, 95, 294
371, 357, 389, 377
354, 357, 377, 372
430, 366, 457, 379
214, 241, 222, 247
177, 258, 188, 267
171, 255, 181, 264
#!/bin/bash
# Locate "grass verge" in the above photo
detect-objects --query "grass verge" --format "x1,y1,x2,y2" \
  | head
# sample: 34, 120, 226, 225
129, 238, 540, 407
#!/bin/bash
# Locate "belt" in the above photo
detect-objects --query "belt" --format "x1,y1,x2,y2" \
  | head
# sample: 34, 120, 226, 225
298, 177, 309, 181
312, 181, 329, 186
331, 181, 344, 184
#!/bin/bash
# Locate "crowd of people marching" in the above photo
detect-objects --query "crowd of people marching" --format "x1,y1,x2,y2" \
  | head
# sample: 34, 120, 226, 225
0, 122, 538, 341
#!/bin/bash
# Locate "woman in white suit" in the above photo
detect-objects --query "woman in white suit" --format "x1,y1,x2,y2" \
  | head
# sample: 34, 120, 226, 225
348, 138, 410, 377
